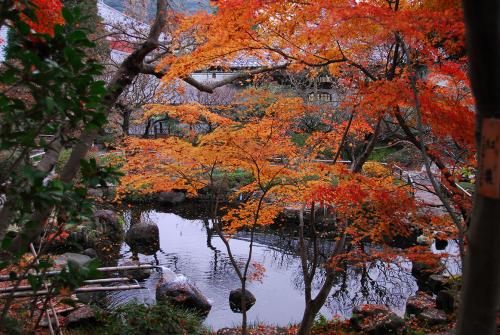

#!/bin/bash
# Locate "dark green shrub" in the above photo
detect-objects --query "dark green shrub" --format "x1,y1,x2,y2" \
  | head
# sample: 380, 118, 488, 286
96, 301, 206, 335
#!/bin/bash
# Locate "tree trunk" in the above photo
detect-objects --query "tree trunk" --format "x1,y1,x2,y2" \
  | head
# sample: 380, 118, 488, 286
241, 279, 248, 335
457, 1, 500, 334
351, 117, 382, 173
143, 119, 152, 138
297, 304, 317, 335
122, 108, 131, 135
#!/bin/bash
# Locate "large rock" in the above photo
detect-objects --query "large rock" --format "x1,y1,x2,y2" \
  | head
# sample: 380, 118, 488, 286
125, 222, 160, 255
82, 248, 97, 258
66, 306, 96, 328
229, 288, 256, 313
54, 253, 92, 268
350, 305, 405, 335
417, 308, 448, 326
120, 260, 151, 280
39, 315, 58, 328
94, 209, 124, 242
64, 210, 124, 250
157, 191, 186, 205
76, 285, 106, 305
436, 290, 456, 314
156, 272, 211, 316
406, 291, 435, 316
428, 275, 451, 294
412, 261, 445, 293
384, 225, 421, 249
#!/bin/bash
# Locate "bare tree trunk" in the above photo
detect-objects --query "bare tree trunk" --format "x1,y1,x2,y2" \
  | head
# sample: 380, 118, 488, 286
143, 119, 152, 138
296, 203, 347, 335
457, 1, 500, 334
297, 303, 319, 335
122, 107, 132, 135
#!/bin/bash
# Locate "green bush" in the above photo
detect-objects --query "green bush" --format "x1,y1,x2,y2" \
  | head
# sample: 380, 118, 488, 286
368, 147, 398, 162
96, 301, 206, 335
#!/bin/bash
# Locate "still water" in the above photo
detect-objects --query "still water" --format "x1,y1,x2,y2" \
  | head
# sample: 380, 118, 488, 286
107, 209, 419, 330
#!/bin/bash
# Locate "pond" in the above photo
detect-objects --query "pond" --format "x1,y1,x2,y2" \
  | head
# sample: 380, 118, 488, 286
106, 208, 423, 330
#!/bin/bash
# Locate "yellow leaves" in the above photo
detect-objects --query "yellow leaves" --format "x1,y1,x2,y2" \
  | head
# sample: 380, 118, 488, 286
362, 161, 391, 178
222, 200, 282, 233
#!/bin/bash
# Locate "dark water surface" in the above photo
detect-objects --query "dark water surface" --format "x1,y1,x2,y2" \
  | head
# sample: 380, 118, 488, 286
107, 210, 422, 330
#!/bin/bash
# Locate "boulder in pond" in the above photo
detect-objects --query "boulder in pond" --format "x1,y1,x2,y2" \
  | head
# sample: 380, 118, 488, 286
384, 225, 421, 249
157, 191, 186, 205
87, 188, 104, 199
125, 222, 160, 255
229, 288, 256, 313
350, 305, 404, 335
156, 273, 211, 316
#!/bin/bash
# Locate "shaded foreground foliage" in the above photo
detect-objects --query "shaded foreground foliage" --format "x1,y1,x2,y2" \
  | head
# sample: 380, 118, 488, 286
94, 301, 207, 335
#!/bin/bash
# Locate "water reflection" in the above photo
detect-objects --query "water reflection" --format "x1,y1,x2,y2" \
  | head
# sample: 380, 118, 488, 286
107, 209, 418, 330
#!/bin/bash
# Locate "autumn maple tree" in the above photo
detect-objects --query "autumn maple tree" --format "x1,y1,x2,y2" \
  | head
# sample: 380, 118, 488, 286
119, 85, 438, 334
115, 1, 477, 334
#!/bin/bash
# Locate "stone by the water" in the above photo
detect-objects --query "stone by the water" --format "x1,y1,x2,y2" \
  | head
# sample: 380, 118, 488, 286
351, 304, 405, 335
54, 253, 92, 268
156, 274, 212, 316
120, 260, 152, 280
436, 290, 456, 314
229, 288, 256, 313
66, 305, 97, 328
82, 248, 97, 258
406, 291, 435, 316
417, 308, 448, 326
125, 222, 160, 255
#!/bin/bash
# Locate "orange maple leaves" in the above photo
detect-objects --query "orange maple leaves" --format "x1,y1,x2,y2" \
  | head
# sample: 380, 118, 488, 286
16, 0, 65, 37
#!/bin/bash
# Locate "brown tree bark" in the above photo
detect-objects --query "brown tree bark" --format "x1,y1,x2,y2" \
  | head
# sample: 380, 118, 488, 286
457, 1, 500, 334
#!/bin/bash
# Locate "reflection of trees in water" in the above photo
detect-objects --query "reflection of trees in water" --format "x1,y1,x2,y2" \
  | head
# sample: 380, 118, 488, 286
326, 260, 416, 316
122, 209, 417, 315
251, 228, 416, 316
